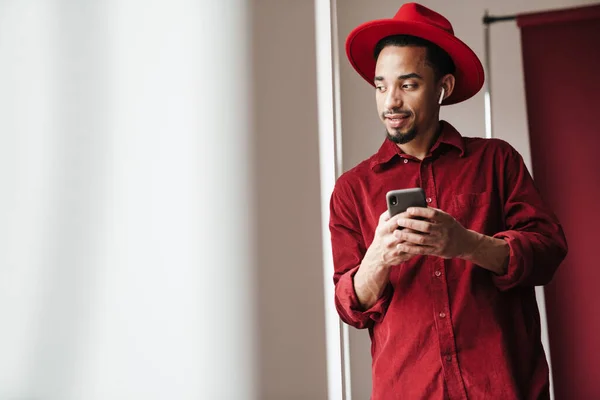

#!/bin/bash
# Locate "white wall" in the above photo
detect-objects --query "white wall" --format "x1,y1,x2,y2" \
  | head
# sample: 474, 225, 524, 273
1, 1, 259, 399
335, 0, 599, 398
0, 1, 329, 399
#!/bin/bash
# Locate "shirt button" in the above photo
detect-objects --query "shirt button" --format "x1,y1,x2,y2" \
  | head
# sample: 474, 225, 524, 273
403, 159, 409, 164
439, 312, 446, 318
434, 270, 442, 277
446, 355, 452, 362
426, 197, 432, 203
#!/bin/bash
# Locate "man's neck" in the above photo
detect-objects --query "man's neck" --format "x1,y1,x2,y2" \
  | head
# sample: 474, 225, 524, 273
397, 120, 442, 160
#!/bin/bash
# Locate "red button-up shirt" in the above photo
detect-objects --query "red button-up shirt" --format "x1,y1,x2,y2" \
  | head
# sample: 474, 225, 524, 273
330, 121, 567, 399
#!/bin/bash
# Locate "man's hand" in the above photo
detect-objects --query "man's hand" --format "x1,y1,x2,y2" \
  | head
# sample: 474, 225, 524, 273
353, 210, 416, 309
393, 207, 475, 259
394, 207, 509, 275
362, 210, 418, 268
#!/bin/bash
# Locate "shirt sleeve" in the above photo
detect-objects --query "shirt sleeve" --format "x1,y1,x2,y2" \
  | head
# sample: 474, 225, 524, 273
492, 144, 568, 291
329, 178, 393, 329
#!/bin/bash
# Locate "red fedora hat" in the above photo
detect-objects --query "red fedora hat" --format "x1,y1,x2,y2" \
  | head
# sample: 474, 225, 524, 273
346, 3, 484, 105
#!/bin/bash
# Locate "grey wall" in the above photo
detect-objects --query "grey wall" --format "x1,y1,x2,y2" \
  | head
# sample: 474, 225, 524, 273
252, 0, 329, 398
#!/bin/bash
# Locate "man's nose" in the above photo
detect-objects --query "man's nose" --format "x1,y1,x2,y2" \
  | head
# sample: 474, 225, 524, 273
384, 86, 403, 110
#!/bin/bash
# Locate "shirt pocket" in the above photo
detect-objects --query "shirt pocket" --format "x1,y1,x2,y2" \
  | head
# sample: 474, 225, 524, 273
451, 191, 495, 232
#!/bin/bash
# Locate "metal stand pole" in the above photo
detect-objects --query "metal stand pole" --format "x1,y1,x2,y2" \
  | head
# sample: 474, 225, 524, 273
483, 10, 493, 139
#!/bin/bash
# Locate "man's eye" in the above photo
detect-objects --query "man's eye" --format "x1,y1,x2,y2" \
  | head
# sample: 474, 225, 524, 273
375, 86, 385, 92
403, 84, 418, 89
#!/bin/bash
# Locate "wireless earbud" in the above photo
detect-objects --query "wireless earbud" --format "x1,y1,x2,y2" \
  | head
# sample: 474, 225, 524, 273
438, 87, 445, 105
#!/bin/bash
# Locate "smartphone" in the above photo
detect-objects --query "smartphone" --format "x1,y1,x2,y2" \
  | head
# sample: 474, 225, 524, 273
386, 188, 427, 219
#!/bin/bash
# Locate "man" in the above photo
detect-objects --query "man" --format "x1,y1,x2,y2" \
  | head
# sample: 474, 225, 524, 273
330, 3, 567, 399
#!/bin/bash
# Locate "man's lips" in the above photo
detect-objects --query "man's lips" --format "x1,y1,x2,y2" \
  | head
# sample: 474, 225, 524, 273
385, 114, 411, 128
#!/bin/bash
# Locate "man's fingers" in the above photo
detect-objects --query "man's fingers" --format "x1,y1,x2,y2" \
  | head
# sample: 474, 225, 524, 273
387, 229, 419, 248
394, 229, 434, 246
379, 210, 391, 222
396, 217, 433, 233
377, 210, 399, 235
406, 206, 446, 221
385, 228, 416, 248
396, 242, 436, 256
381, 212, 409, 234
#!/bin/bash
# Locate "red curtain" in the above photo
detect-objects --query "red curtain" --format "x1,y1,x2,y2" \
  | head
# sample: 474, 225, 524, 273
518, 4, 600, 399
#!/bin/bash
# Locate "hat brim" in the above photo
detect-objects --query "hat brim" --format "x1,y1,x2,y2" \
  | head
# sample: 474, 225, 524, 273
346, 19, 484, 105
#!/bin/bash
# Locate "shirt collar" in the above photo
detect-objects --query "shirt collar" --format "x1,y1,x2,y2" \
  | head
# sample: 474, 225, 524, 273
370, 120, 465, 171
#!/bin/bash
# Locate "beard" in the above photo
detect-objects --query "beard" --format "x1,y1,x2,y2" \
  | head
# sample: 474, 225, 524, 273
382, 108, 418, 144
386, 126, 418, 144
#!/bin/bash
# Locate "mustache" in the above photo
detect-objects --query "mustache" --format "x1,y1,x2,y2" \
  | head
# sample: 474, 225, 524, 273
382, 108, 412, 118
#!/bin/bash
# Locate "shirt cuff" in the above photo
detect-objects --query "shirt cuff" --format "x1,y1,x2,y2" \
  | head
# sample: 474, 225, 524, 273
335, 265, 393, 329
491, 230, 532, 291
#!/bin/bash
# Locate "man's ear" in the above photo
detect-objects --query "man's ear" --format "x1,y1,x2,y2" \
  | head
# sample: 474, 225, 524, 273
438, 74, 456, 103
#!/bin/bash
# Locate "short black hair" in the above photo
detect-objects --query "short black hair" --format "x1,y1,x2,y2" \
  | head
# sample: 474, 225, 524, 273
373, 34, 455, 81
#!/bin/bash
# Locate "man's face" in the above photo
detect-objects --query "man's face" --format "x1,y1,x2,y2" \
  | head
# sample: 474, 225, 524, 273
374, 45, 439, 144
